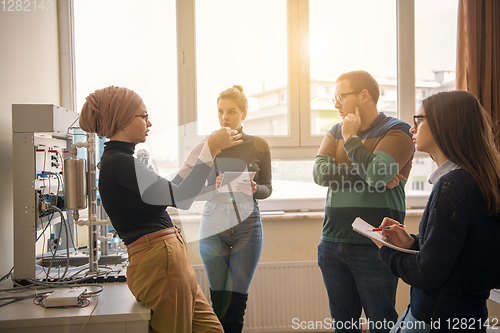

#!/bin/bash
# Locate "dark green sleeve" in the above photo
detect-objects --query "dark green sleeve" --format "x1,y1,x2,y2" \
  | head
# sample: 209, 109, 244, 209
254, 139, 272, 200
313, 154, 363, 188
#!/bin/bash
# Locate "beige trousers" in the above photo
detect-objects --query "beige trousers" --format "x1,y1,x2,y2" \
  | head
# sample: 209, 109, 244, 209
126, 227, 223, 333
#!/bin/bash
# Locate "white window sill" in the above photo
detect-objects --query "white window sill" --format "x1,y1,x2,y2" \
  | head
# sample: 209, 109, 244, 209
170, 209, 425, 223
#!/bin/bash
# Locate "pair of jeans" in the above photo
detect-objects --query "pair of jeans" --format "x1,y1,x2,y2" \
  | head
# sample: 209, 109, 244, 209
199, 200, 263, 294
318, 240, 398, 333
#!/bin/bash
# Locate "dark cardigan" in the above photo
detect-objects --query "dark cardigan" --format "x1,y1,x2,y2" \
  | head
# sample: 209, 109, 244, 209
380, 169, 500, 330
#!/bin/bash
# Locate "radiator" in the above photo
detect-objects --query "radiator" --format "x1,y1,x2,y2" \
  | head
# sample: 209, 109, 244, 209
193, 260, 332, 332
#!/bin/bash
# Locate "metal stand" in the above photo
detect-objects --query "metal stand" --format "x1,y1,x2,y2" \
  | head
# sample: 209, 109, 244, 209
12, 104, 78, 281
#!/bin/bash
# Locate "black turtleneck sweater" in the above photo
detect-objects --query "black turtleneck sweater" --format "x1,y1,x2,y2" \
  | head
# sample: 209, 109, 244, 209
99, 141, 211, 244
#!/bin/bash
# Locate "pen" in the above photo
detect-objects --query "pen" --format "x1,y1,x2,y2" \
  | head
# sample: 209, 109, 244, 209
369, 224, 405, 232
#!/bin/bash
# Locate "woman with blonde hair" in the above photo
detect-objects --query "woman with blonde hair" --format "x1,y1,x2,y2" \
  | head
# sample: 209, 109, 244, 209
79, 85, 242, 333
377, 90, 500, 332
198, 85, 272, 332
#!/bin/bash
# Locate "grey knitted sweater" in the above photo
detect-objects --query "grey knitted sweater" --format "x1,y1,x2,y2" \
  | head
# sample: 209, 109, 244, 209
200, 129, 272, 205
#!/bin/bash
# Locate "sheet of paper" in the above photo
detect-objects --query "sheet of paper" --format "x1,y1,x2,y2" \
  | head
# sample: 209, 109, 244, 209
218, 171, 256, 193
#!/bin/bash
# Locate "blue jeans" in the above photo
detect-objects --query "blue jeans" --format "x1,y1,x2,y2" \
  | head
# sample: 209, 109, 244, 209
318, 240, 398, 333
199, 200, 263, 294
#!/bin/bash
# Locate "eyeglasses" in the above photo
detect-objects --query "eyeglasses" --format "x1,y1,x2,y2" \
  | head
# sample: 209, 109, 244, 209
413, 115, 426, 129
135, 114, 149, 122
333, 91, 362, 105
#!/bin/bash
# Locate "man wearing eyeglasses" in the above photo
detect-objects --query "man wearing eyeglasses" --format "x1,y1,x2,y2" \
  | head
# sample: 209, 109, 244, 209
313, 70, 414, 332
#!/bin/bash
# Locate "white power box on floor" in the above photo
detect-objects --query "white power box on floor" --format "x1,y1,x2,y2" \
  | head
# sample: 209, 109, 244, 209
44, 288, 86, 307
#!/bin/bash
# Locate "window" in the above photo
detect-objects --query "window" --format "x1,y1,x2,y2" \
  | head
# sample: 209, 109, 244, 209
309, 0, 397, 135
74, 0, 179, 179
412, 181, 424, 191
69, 0, 459, 213
406, 0, 458, 200
260, 159, 327, 211
194, 0, 288, 137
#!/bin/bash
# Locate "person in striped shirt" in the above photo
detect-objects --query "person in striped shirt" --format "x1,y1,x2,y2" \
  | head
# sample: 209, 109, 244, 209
313, 70, 414, 332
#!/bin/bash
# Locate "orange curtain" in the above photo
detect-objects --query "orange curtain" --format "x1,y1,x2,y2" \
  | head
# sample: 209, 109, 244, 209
456, 0, 500, 143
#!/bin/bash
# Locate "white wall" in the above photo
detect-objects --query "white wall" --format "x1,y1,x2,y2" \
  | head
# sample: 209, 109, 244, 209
0, 8, 61, 275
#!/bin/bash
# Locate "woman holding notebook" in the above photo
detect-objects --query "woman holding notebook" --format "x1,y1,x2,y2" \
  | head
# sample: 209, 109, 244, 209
198, 85, 272, 333
376, 90, 500, 332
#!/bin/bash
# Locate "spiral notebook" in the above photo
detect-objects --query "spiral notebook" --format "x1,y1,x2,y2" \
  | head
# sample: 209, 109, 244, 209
352, 217, 419, 254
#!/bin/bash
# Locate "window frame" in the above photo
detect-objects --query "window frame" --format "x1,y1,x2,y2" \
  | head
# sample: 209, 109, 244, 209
63, 0, 432, 212
58, 0, 76, 112
176, 0, 416, 161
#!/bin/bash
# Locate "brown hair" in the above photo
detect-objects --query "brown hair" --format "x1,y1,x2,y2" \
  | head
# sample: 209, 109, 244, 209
423, 90, 500, 217
217, 85, 248, 112
336, 70, 380, 104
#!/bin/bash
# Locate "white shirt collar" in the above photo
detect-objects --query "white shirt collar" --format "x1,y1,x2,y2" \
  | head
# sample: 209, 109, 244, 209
428, 160, 460, 185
